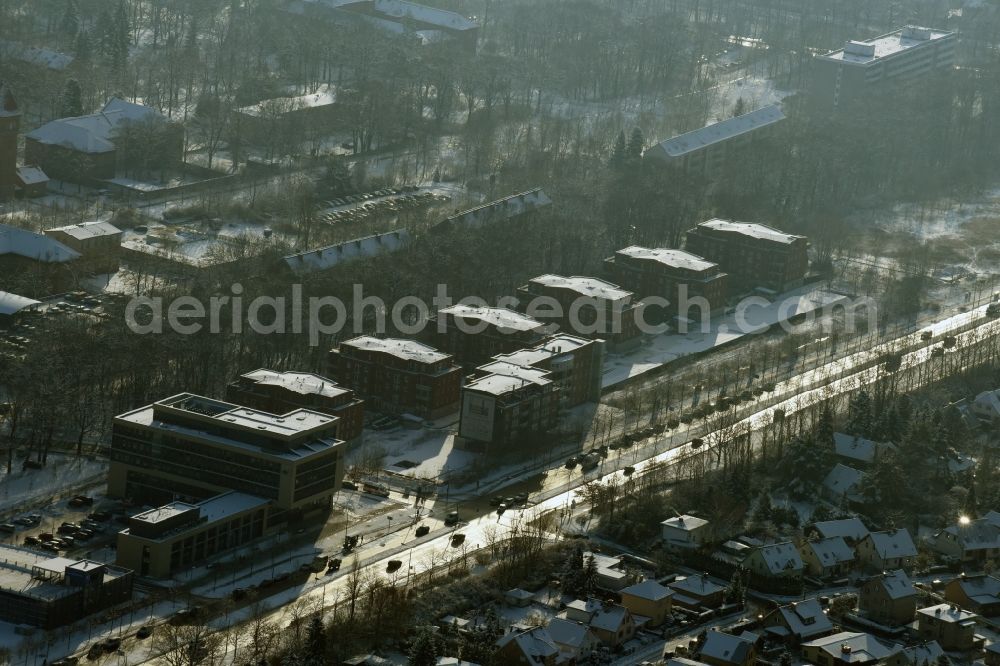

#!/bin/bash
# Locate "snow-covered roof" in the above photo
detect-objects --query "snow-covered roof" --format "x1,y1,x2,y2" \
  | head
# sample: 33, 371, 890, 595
973, 389, 1000, 416
438, 304, 546, 333
812, 517, 870, 542
373, 0, 477, 31
805, 536, 854, 565
0, 41, 73, 71
700, 630, 757, 665
947, 574, 1000, 606
528, 274, 633, 303
0, 80, 18, 117
283, 230, 411, 275
823, 463, 865, 499
468, 361, 552, 395
866, 529, 917, 560
240, 369, 351, 399
340, 336, 451, 364
436, 188, 552, 231
237, 84, 339, 117
47, 220, 122, 240
803, 632, 901, 663
868, 569, 915, 600
753, 541, 804, 575
903, 642, 944, 665
662, 514, 709, 532
496, 627, 559, 660
937, 517, 1000, 552
615, 246, 720, 274
650, 105, 784, 159
774, 598, 833, 639
589, 604, 629, 633
669, 574, 726, 597
917, 603, 977, 624
197, 491, 269, 523
697, 219, 805, 245
15, 166, 48, 186
833, 432, 881, 464
491, 334, 591, 368
546, 617, 592, 648
0, 224, 81, 262
25, 98, 165, 154
817, 26, 954, 66
621, 579, 674, 602
0, 291, 41, 316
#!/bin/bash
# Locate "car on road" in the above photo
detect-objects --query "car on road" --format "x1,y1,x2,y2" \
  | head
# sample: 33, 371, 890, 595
69, 496, 94, 508
565, 457, 578, 469
451, 533, 466, 547
136, 626, 153, 639
489, 495, 504, 506
87, 511, 111, 522
24, 536, 39, 546
13, 517, 33, 527
623, 466, 635, 476
100, 637, 121, 653
444, 511, 459, 526
414, 525, 430, 537
921, 330, 933, 340
231, 588, 247, 601
0, 523, 15, 533
386, 560, 402, 573
327, 558, 342, 572
690, 438, 704, 448
86, 644, 103, 661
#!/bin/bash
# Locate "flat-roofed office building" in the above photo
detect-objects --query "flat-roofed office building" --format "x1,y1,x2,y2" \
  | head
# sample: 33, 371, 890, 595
108, 393, 345, 527
812, 26, 956, 109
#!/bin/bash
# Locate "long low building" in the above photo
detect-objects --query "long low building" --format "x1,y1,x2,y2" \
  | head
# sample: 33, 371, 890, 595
0, 546, 133, 629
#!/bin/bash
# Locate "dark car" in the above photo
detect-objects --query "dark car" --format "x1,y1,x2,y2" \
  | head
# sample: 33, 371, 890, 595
136, 625, 153, 639
386, 560, 403, 573
451, 533, 466, 547
415, 525, 430, 537
100, 637, 121, 653
86, 644, 103, 661
88, 511, 111, 522
231, 588, 247, 601
327, 558, 342, 572
24, 535, 40, 546
341, 480, 358, 491
0, 523, 15, 533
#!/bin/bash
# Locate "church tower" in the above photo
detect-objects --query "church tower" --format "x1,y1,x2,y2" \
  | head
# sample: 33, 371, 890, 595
0, 82, 21, 201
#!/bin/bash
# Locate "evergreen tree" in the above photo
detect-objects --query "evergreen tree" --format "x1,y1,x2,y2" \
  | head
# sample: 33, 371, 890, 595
74, 30, 92, 63
816, 404, 835, 448
610, 129, 626, 166
461, 609, 502, 664
305, 616, 326, 664
409, 626, 440, 666
61, 0, 80, 39
582, 554, 598, 595
733, 96, 746, 117
848, 391, 873, 435
626, 127, 644, 159
61, 79, 84, 118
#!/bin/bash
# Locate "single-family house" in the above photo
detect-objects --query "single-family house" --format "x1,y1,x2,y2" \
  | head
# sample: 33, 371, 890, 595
985, 641, 1000, 666
859, 570, 917, 626
856, 529, 917, 571
619, 579, 674, 627
823, 463, 866, 503
761, 598, 834, 643
801, 632, 904, 666
668, 574, 727, 610
495, 627, 560, 665
810, 517, 871, 546
930, 513, 1000, 565
945, 573, 1000, 617
545, 617, 599, 662
744, 541, 804, 580
662, 514, 712, 550
834, 432, 892, 466
799, 536, 855, 578
697, 630, 758, 666
972, 389, 1000, 424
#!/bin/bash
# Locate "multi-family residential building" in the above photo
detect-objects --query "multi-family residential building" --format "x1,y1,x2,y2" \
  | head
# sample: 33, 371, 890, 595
811, 26, 956, 109
916, 603, 978, 651
487, 334, 604, 407
516, 274, 643, 350
684, 219, 808, 293
644, 105, 785, 176
108, 393, 345, 528
426, 304, 551, 368
604, 246, 728, 318
856, 529, 917, 571
328, 336, 462, 419
227, 369, 365, 442
458, 361, 559, 449
115, 492, 268, 578
859, 570, 917, 626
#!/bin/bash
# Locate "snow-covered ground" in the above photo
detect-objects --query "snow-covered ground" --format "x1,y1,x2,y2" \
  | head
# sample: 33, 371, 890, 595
0, 453, 106, 515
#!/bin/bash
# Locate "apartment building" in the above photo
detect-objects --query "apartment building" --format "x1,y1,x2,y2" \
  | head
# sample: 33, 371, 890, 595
426, 304, 551, 368
458, 361, 560, 449
644, 105, 785, 175
812, 26, 956, 109
227, 369, 365, 441
605, 246, 728, 317
488, 334, 604, 407
328, 336, 462, 419
516, 274, 643, 350
684, 219, 808, 293
108, 393, 345, 527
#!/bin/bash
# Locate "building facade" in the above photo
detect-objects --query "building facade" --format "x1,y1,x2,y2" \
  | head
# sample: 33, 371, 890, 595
0, 82, 19, 201
811, 26, 956, 109
487, 334, 604, 407
108, 393, 345, 528
328, 336, 462, 419
516, 274, 643, 350
684, 219, 808, 293
227, 369, 365, 441
44, 221, 122, 272
605, 246, 728, 318
458, 362, 559, 449
859, 570, 917, 626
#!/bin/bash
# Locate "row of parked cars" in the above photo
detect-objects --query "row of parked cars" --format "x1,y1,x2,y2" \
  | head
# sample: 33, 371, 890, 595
317, 188, 450, 225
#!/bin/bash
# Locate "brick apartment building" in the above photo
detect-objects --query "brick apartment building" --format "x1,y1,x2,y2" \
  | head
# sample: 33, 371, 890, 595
684, 219, 808, 293
811, 26, 956, 110
108, 393, 345, 528
328, 336, 462, 419
604, 246, 728, 318
516, 275, 643, 350
227, 369, 365, 442
457, 334, 603, 449
426, 304, 551, 368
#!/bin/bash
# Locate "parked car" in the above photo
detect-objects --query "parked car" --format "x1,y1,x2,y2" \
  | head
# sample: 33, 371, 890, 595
24, 536, 39, 546
327, 558, 342, 572
444, 511, 460, 526
87, 511, 111, 522
415, 525, 430, 537
0, 523, 16, 533
386, 560, 402, 573
136, 626, 153, 639
451, 533, 466, 547
100, 637, 121, 653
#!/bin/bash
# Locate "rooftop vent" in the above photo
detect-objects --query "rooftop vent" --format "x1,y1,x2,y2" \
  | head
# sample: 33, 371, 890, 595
844, 41, 876, 58
902, 26, 932, 40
